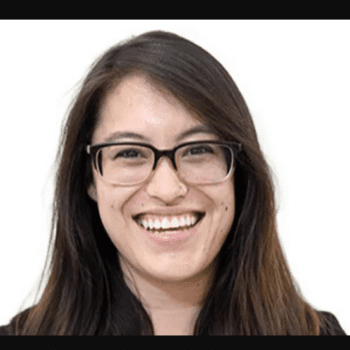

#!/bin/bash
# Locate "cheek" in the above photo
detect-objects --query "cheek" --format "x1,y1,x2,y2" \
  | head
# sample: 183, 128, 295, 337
95, 184, 134, 224
218, 199, 235, 235
216, 184, 235, 236
94, 187, 140, 254
202, 182, 235, 235
95, 193, 120, 234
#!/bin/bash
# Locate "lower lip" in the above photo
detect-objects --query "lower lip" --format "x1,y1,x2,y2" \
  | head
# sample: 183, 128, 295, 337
135, 218, 203, 243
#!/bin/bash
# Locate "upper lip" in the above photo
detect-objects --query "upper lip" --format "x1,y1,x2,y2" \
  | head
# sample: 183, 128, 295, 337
132, 208, 205, 220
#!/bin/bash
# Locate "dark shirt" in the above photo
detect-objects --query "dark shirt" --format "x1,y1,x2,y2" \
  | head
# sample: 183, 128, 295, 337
0, 309, 346, 335
318, 311, 347, 336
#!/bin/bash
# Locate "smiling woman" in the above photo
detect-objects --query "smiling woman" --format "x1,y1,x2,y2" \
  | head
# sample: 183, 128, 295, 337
86, 75, 237, 307
0, 30, 346, 335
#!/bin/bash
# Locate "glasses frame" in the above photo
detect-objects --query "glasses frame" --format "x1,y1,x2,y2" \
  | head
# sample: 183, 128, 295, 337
86, 140, 242, 185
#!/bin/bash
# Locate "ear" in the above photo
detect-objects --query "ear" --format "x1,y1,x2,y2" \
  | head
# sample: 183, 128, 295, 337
87, 183, 98, 202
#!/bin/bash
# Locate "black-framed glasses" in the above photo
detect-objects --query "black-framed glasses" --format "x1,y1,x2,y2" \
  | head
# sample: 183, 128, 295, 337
86, 140, 242, 186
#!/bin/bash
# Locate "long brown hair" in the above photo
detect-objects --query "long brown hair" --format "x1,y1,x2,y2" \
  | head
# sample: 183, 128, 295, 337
12, 30, 327, 335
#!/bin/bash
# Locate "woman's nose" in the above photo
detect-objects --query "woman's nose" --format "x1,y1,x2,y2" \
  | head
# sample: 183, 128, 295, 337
144, 157, 188, 203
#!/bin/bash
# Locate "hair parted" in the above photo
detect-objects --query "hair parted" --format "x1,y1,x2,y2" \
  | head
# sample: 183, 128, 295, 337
12, 30, 327, 335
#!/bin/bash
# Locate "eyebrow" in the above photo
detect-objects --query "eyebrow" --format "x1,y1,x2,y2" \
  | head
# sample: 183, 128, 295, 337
103, 125, 216, 144
103, 131, 150, 143
175, 125, 216, 142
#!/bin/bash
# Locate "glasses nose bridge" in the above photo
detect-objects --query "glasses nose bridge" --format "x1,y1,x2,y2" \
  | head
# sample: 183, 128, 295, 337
152, 148, 178, 171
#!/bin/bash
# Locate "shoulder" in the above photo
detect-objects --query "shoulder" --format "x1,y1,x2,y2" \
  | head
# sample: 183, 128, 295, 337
0, 308, 347, 336
318, 311, 347, 335
0, 324, 11, 336
0, 307, 33, 336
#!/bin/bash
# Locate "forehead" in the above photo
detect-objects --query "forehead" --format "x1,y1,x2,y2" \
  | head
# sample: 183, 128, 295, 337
92, 75, 217, 145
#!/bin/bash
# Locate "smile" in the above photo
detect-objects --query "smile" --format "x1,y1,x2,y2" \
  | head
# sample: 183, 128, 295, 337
133, 212, 204, 232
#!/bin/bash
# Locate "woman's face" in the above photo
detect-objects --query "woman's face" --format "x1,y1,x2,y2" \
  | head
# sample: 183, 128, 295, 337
88, 75, 235, 283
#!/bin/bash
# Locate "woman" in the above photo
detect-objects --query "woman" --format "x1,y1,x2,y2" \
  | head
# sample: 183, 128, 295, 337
0, 30, 346, 335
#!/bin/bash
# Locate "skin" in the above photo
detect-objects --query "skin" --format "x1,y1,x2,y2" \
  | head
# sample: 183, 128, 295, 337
88, 75, 235, 335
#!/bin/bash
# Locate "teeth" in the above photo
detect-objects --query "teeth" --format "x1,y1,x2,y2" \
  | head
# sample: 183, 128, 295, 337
161, 217, 170, 229
170, 217, 179, 228
136, 213, 201, 231
141, 219, 148, 229
153, 219, 161, 230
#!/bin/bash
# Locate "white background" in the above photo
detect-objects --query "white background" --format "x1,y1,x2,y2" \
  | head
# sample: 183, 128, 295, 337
0, 20, 349, 334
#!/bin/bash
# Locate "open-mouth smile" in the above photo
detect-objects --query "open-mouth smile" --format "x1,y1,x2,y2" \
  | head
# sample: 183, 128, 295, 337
133, 212, 205, 233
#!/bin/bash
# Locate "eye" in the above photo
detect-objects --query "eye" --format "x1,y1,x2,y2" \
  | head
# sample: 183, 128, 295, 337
114, 148, 143, 159
183, 144, 215, 156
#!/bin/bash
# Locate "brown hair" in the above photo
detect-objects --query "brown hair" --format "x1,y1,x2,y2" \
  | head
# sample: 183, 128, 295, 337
12, 30, 326, 335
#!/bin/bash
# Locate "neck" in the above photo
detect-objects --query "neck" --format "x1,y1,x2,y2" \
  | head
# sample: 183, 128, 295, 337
119, 257, 215, 335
